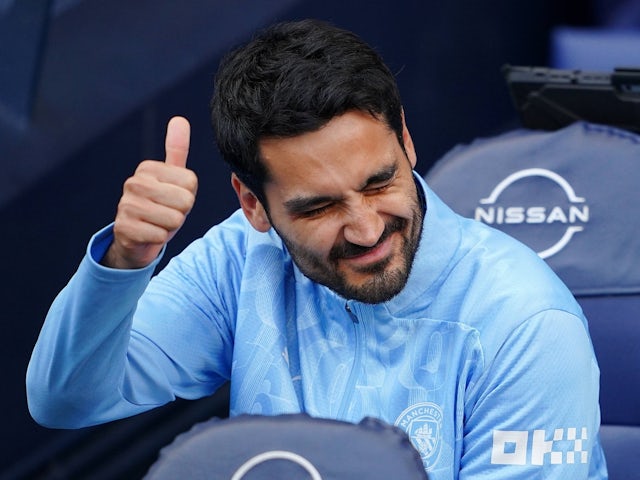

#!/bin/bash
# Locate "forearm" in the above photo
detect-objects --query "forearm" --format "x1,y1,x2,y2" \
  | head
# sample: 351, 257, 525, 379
26, 228, 168, 428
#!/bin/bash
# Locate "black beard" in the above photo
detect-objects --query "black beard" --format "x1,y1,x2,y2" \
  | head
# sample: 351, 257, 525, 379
277, 208, 423, 304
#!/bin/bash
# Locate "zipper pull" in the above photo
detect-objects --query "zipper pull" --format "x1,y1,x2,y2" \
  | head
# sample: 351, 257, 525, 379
345, 302, 359, 323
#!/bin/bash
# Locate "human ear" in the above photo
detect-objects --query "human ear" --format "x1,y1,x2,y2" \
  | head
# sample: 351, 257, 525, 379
401, 109, 417, 168
230, 174, 271, 232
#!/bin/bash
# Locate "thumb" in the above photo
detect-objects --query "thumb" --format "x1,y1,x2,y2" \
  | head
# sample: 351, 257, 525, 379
164, 116, 191, 167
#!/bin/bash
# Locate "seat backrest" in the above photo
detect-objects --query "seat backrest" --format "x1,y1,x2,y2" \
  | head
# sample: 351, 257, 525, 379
551, 27, 640, 70
425, 121, 640, 480
144, 413, 428, 479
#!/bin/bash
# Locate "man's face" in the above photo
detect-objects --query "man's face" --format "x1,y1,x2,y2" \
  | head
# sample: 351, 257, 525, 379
254, 110, 423, 303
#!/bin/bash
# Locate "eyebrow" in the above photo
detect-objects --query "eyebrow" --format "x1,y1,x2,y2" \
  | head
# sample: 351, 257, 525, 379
283, 162, 399, 215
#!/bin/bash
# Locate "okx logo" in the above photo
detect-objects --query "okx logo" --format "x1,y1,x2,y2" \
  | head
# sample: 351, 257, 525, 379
491, 427, 589, 466
475, 168, 589, 259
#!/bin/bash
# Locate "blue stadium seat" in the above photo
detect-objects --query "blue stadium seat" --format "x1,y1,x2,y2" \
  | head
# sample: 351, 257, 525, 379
425, 122, 640, 480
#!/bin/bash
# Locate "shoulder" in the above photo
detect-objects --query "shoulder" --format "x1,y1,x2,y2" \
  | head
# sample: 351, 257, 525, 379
422, 208, 581, 310
446, 217, 587, 353
179, 209, 286, 267
149, 209, 287, 288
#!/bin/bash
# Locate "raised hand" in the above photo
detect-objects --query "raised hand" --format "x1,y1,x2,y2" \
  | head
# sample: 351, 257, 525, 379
101, 116, 198, 269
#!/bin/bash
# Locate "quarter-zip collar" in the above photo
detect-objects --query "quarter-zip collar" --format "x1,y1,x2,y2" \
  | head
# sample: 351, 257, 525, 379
384, 174, 462, 316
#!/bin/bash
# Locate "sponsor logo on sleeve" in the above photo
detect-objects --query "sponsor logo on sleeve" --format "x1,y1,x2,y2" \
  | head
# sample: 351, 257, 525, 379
491, 427, 589, 465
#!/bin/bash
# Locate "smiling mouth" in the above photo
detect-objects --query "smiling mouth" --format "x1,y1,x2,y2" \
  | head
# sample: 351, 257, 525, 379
341, 241, 384, 259
339, 234, 395, 269
330, 216, 407, 266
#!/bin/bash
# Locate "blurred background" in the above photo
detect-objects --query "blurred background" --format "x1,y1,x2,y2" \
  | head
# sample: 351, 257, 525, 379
1, 0, 635, 478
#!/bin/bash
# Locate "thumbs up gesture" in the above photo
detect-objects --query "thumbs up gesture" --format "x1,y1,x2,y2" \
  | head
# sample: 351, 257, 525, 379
102, 117, 198, 269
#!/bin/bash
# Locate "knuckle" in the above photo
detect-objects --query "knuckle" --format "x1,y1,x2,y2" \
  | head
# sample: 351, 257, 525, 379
136, 159, 159, 173
183, 170, 198, 193
123, 175, 144, 193
116, 197, 137, 217
167, 210, 186, 230
180, 190, 197, 212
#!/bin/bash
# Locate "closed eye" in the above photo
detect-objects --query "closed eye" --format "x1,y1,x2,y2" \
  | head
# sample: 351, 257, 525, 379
285, 162, 398, 218
361, 164, 398, 194
284, 194, 338, 219
364, 181, 392, 194
299, 203, 333, 218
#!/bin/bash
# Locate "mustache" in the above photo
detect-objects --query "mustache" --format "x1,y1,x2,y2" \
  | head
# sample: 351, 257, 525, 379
329, 217, 407, 260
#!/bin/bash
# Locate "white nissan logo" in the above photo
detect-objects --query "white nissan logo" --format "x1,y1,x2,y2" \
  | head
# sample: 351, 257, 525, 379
475, 168, 589, 259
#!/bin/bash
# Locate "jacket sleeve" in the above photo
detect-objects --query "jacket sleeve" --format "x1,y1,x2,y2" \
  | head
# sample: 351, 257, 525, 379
26, 225, 231, 428
459, 310, 608, 479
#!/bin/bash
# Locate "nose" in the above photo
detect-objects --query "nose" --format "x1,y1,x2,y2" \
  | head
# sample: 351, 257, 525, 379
343, 200, 385, 247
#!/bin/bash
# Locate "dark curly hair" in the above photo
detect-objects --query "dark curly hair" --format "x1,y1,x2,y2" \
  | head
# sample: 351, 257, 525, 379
210, 19, 404, 205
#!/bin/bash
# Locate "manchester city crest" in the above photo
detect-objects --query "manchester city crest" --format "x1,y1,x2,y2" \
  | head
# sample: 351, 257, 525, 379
394, 402, 443, 469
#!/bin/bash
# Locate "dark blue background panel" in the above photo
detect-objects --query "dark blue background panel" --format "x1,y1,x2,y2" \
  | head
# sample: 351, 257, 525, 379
0, 0, 51, 126
1, 0, 595, 477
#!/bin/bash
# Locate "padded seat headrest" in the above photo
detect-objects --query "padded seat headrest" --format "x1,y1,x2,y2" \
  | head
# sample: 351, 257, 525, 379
426, 122, 640, 296
144, 414, 428, 479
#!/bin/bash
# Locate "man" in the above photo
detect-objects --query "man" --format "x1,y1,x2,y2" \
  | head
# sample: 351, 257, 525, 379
27, 19, 607, 478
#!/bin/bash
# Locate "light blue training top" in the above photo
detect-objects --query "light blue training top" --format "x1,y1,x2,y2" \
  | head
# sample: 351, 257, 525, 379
27, 175, 607, 479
